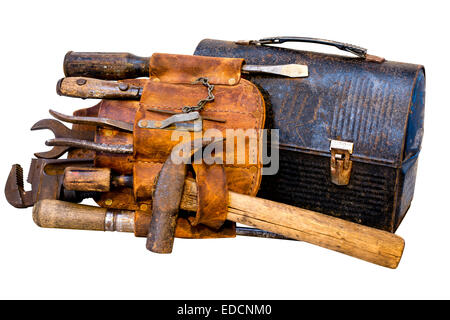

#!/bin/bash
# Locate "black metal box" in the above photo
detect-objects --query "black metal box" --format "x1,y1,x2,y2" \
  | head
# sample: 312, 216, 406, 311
194, 37, 425, 232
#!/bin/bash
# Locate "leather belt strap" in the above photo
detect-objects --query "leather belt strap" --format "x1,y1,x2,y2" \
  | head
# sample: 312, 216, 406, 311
190, 162, 228, 229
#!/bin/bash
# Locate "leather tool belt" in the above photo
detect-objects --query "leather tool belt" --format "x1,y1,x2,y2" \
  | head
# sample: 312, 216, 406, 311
72, 53, 265, 239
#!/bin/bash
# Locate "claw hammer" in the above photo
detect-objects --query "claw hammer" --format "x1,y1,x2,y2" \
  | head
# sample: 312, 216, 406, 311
34, 167, 405, 268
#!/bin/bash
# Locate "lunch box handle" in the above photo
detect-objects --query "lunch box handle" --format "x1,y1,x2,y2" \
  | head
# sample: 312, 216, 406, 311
236, 37, 384, 62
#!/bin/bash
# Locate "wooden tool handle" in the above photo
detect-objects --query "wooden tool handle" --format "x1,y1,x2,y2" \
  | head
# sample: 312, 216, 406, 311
32, 200, 135, 232
33, 199, 108, 231
64, 167, 111, 192
57, 77, 142, 100
63, 167, 133, 192
180, 179, 404, 269
64, 51, 149, 80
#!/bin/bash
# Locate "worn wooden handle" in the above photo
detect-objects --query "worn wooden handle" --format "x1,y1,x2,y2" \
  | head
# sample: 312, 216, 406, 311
57, 77, 142, 99
64, 51, 149, 80
64, 167, 111, 192
180, 179, 404, 268
32, 200, 135, 232
33, 199, 108, 231
63, 167, 133, 192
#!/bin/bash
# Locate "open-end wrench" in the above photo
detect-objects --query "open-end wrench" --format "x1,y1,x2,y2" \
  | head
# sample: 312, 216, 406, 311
41, 109, 210, 155
31, 119, 95, 159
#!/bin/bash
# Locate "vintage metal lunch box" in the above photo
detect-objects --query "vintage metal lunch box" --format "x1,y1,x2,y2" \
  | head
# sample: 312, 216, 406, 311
194, 37, 425, 232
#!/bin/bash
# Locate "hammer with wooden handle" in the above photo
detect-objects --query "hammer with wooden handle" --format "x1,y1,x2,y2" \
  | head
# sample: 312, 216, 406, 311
49, 167, 405, 268
185, 180, 404, 269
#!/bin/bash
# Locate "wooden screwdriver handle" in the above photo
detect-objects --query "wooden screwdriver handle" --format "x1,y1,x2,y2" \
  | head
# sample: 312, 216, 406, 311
180, 179, 405, 269
57, 77, 143, 100
64, 51, 149, 80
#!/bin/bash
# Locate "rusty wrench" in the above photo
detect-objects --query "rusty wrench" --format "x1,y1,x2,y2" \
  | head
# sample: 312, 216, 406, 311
31, 118, 95, 159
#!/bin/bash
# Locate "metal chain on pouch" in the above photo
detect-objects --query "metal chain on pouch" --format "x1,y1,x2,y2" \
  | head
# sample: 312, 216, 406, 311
182, 77, 215, 113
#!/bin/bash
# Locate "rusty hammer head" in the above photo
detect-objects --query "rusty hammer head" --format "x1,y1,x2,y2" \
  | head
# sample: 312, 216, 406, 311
146, 138, 223, 253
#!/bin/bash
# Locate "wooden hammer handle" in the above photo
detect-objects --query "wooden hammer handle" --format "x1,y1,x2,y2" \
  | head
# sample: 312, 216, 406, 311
180, 179, 404, 269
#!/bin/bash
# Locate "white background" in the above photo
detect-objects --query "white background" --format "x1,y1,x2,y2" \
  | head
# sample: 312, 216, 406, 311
0, 0, 448, 299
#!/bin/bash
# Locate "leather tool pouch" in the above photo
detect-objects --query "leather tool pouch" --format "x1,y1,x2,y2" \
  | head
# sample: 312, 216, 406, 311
194, 37, 425, 232
85, 53, 265, 238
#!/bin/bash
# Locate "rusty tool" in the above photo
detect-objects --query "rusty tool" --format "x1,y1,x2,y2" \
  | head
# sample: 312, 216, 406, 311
31, 118, 95, 159
63, 51, 308, 80
49, 109, 134, 132
45, 138, 133, 155
32, 116, 133, 158
5, 159, 94, 208
41, 109, 220, 155
51, 108, 225, 128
